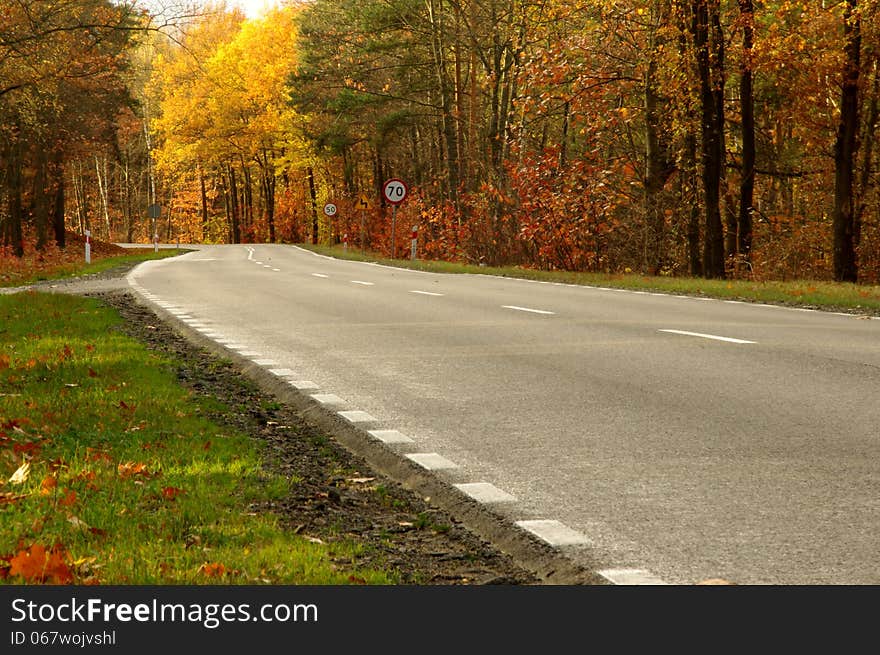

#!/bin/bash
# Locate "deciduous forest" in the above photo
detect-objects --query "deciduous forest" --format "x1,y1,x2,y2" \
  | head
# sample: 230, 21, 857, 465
2, 0, 879, 282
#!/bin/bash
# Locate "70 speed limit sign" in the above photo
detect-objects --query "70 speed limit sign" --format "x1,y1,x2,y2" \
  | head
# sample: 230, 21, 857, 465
382, 178, 408, 205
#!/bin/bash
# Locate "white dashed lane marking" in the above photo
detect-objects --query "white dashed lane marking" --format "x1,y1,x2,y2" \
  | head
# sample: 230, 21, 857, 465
351, 280, 374, 286
502, 305, 555, 316
659, 329, 756, 345
311, 273, 329, 278
409, 290, 444, 297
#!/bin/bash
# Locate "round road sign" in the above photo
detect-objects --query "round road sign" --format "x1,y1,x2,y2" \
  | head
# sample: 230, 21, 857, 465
323, 203, 338, 217
382, 178, 408, 205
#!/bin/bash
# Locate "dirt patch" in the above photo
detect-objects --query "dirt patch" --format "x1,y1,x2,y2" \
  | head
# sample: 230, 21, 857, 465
95, 290, 539, 585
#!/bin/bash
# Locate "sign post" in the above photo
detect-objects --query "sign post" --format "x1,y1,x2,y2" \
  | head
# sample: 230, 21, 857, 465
84, 230, 91, 264
323, 203, 338, 245
410, 226, 418, 261
382, 178, 408, 258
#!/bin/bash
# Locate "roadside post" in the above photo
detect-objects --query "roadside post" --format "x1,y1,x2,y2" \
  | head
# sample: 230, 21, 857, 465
358, 194, 369, 254
382, 178, 408, 258
85, 230, 91, 264
410, 226, 418, 261
343, 232, 349, 252
148, 203, 161, 252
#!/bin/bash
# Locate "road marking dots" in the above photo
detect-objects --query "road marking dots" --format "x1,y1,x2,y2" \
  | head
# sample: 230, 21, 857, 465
406, 453, 458, 470
659, 329, 756, 345
502, 305, 555, 316
268, 368, 296, 377
598, 569, 668, 585
289, 380, 319, 391
515, 520, 591, 547
311, 393, 346, 406
338, 410, 377, 424
410, 290, 444, 297
368, 429, 414, 444
455, 482, 517, 504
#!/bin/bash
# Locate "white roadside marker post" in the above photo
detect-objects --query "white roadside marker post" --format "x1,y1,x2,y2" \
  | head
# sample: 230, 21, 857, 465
410, 226, 418, 261
85, 230, 91, 264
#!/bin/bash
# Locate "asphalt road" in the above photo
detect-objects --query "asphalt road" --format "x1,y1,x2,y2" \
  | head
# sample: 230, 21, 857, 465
128, 244, 880, 584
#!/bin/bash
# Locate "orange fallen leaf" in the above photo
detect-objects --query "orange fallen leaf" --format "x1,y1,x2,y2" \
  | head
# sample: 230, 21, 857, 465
161, 486, 186, 500
9, 544, 73, 584
40, 475, 58, 495
58, 490, 77, 507
117, 462, 154, 479
199, 562, 227, 578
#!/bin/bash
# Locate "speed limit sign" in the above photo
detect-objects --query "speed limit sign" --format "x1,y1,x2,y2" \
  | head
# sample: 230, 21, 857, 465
382, 178, 408, 205
323, 203, 338, 217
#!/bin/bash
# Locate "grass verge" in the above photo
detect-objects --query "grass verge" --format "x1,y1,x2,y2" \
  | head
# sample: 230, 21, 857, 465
0, 249, 185, 288
0, 292, 393, 584
302, 244, 880, 315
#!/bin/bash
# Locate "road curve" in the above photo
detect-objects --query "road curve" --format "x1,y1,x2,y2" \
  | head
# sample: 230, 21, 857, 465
128, 244, 880, 584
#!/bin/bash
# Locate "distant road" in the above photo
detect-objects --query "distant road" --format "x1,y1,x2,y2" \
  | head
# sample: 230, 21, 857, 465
129, 244, 880, 584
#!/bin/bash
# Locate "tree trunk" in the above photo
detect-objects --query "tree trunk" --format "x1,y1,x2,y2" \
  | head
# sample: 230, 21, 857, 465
52, 151, 66, 249
737, 0, 755, 267
307, 166, 319, 245
644, 3, 675, 275
4, 137, 24, 257
692, 0, 726, 278
832, 0, 860, 283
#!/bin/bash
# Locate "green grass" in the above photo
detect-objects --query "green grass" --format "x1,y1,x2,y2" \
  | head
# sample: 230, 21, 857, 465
0, 292, 394, 584
301, 243, 880, 315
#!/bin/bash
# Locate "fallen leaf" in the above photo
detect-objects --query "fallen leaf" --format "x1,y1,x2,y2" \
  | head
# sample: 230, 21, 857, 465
40, 475, 58, 495
58, 490, 77, 507
161, 486, 186, 500
0, 491, 28, 505
67, 515, 90, 530
199, 562, 227, 578
8, 461, 30, 485
9, 544, 73, 584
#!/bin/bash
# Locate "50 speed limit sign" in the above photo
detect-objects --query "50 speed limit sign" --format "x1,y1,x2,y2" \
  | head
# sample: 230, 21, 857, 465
323, 203, 338, 217
382, 178, 408, 205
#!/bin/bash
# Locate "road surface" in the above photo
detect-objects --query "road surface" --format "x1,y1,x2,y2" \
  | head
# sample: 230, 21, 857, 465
128, 244, 880, 584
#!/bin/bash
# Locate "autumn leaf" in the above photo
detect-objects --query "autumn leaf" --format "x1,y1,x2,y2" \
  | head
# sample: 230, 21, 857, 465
58, 490, 77, 507
40, 475, 58, 495
8, 461, 31, 485
9, 544, 74, 584
199, 562, 227, 578
117, 462, 155, 479
0, 491, 28, 505
161, 486, 186, 500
